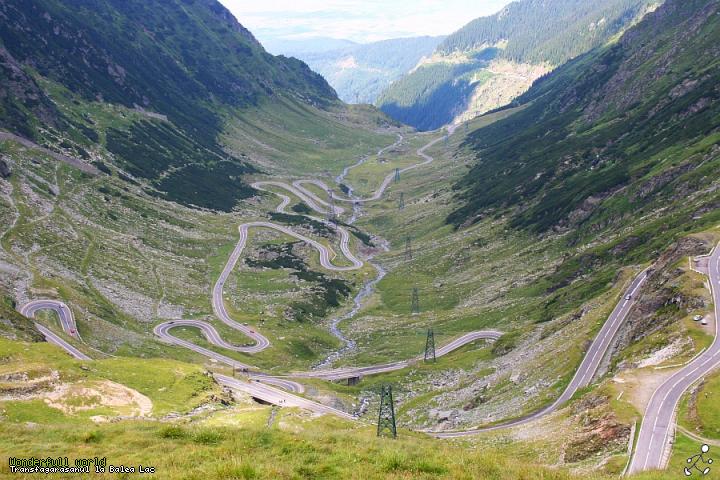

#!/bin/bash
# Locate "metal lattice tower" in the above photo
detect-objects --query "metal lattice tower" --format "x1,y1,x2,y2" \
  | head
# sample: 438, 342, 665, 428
394, 167, 400, 182
398, 192, 405, 210
377, 385, 397, 438
411, 287, 420, 315
405, 235, 412, 261
425, 328, 435, 362
444, 134, 449, 146
424, 328, 436, 363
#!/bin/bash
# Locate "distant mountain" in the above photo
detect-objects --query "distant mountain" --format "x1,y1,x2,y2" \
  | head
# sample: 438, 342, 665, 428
450, 0, 720, 245
0, 0, 337, 210
281, 36, 444, 104
261, 36, 359, 56
377, 0, 659, 131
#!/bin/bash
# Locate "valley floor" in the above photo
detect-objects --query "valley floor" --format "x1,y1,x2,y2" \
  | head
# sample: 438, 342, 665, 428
1, 111, 719, 479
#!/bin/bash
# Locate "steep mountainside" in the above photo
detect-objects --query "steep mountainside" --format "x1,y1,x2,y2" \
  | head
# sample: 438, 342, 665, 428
0, 0, 338, 210
450, 0, 719, 281
377, 0, 658, 130
278, 36, 444, 105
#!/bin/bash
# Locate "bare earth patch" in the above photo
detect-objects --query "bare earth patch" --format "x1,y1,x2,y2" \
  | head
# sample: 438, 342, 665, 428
614, 369, 677, 413
43, 380, 152, 417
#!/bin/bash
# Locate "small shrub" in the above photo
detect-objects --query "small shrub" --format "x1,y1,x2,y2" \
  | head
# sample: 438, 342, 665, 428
492, 330, 521, 356
158, 425, 187, 439
81, 430, 102, 443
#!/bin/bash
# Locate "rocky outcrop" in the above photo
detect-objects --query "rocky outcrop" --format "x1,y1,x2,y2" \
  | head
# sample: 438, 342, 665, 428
564, 393, 631, 463
0, 158, 10, 178
598, 236, 712, 377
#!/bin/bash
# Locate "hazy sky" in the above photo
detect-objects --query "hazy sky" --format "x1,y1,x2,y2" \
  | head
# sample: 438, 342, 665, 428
219, 0, 512, 44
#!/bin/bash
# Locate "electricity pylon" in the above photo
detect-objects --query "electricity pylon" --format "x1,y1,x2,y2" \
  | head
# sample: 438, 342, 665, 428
424, 328, 436, 363
398, 192, 404, 210
327, 190, 336, 224
404, 236, 412, 261
377, 385, 397, 438
411, 287, 420, 315
394, 168, 400, 182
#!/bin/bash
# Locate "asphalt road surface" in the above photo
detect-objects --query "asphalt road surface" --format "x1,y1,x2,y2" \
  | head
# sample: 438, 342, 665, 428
433, 267, 650, 437
628, 243, 720, 474
216, 374, 354, 419
19, 300, 90, 360
292, 330, 503, 381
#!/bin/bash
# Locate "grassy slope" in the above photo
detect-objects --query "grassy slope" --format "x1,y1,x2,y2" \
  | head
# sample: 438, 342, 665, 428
0, 337, 612, 480
225, 98, 398, 176
0, 0, 343, 210
451, 0, 720, 236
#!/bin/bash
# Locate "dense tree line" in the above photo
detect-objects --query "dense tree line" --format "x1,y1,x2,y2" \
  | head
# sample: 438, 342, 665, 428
438, 0, 656, 65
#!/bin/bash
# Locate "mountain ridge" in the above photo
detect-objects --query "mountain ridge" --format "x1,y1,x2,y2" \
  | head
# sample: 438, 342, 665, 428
448, 0, 719, 273
377, 0, 658, 131
274, 35, 444, 105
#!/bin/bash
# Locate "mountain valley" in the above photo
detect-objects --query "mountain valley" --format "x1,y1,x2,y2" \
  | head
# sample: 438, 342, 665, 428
1, 0, 719, 479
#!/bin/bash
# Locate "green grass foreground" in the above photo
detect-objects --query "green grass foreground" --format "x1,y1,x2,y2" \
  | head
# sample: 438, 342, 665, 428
0, 416, 586, 480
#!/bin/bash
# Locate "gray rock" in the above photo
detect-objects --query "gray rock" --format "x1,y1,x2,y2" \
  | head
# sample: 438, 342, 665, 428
0, 159, 10, 178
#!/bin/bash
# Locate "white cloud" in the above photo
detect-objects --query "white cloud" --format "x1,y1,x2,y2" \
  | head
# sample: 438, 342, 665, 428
219, 0, 512, 43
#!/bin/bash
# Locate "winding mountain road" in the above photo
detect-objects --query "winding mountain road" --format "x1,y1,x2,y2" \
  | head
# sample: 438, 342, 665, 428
18, 125, 705, 472
19, 300, 90, 360
293, 130, 446, 204
628, 243, 720, 474
433, 268, 650, 437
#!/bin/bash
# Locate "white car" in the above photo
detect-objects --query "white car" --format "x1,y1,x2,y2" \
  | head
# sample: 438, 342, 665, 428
625, 295, 632, 300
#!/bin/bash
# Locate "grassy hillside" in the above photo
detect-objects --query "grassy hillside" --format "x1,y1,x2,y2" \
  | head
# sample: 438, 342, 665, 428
224, 98, 398, 176
377, 0, 656, 130
450, 0, 720, 240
